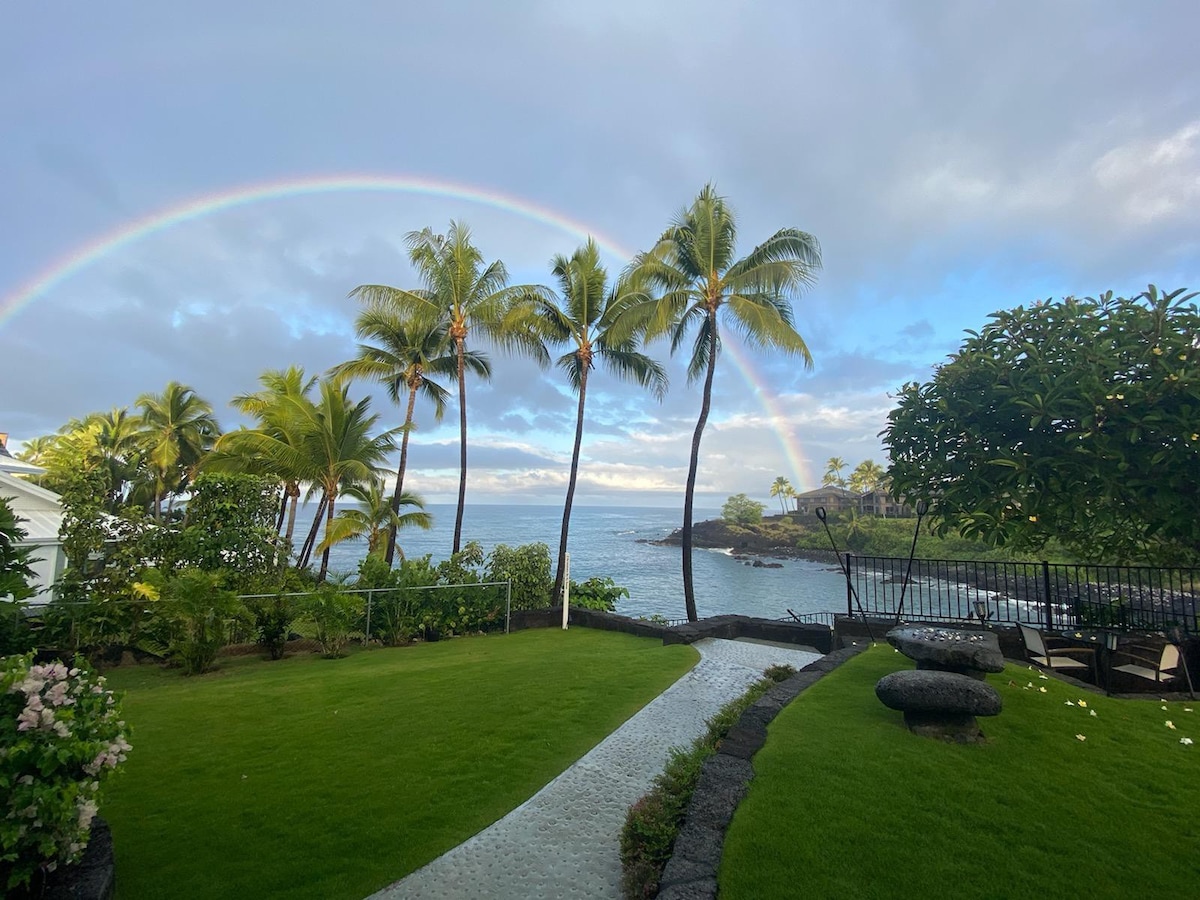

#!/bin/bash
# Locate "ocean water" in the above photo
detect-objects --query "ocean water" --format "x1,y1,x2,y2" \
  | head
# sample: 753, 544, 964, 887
300, 503, 848, 622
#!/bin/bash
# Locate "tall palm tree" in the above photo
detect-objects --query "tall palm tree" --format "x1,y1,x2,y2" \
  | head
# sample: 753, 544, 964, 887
316, 478, 432, 559
533, 239, 667, 603
211, 367, 318, 559
329, 302, 479, 565
823, 457, 848, 489
621, 184, 821, 621
136, 382, 220, 520
770, 476, 793, 515
350, 221, 550, 554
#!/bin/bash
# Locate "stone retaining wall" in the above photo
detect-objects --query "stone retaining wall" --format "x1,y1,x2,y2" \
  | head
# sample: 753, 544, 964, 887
655, 645, 868, 900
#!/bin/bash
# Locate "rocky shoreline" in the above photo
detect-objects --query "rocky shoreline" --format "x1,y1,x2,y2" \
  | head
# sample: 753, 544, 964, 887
640, 518, 841, 568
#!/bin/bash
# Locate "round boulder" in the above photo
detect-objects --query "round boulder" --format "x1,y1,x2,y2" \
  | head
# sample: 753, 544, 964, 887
875, 669, 1002, 717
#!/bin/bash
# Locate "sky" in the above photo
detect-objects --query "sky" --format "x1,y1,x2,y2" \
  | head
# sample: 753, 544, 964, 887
1, 1, 1197, 508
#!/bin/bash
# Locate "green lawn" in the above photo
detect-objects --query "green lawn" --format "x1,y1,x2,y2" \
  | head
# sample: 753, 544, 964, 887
721, 645, 1199, 899
101, 628, 697, 899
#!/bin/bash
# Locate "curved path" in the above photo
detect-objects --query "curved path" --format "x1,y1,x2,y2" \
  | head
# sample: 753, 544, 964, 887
370, 637, 821, 900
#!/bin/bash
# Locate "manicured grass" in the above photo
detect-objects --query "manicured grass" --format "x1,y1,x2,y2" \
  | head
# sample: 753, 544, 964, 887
721, 645, 1199, 899
101, 628, 697, 899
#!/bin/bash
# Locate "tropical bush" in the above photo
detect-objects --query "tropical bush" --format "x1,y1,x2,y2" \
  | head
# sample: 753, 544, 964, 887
303, 585, 363, 658
152, 569, 241, 675
485, 542, 552, 610
243, 593, 300, 660
569, 576, 629, 612
0, 498, 37, 655
1, 654, 130, 892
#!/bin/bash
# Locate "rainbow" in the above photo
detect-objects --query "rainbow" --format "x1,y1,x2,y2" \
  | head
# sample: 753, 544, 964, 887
0, 173, 817, 489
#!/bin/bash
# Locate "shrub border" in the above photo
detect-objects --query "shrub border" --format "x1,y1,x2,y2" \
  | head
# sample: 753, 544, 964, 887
654, 643, 869, 899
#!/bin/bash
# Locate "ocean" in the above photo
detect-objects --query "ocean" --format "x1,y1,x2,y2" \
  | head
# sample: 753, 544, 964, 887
303, 503, 848, 622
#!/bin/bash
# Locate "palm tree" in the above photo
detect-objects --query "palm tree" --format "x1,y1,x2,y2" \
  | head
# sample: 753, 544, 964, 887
533, 239, 667, 603
350, 221, 550, 554
621, 184, 821, 621
823, 457, 848, 489
316, 478, 432, 559
770, 476, 793, 515
849, 459, 887, 495
136, 382, 220, 519
211, 367, 318, 559
292, 379, 398, 581
329, 302, 477, 565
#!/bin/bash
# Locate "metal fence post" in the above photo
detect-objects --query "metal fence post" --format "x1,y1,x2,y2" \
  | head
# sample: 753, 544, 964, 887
505, 581, 512, 634
845, 553, 853, 617
1042, 560, 1054, 629
365, 589, 372, 643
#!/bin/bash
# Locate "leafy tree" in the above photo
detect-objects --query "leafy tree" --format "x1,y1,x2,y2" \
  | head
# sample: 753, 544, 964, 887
136, 382, 220, 520
848, 460, 887, 494
350, 221, 551, 555
568, 575, 630, 612
143, 568, 240, 675
822, 457, 848, 489
330, 302, 465, 565
179, 472, 282, 586
769, 476, 793, 515
885, 285, 1200, 565
722, 493, 766, 525
533, 239, 667, 603
621, 184, 821, 620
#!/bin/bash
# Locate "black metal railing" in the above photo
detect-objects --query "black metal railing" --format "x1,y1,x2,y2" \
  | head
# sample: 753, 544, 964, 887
845, 555, 1199, 634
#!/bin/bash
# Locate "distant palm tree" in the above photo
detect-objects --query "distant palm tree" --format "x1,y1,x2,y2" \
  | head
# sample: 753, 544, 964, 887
533, 239, 667, 602
823, 457, 848, 489
317, 478, 432, 559
350, 221, 550, 555
770, 476, 793, 515
136, 382, 220, 520
621, 184, 821, 621
330, 302, 478, 565
849, 459, 887, 494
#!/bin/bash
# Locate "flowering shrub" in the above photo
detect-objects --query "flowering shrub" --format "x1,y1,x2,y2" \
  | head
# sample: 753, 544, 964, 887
1, 654, 130, 891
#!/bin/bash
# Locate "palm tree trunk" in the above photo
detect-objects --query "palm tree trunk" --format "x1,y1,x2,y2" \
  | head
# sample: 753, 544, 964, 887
318, 489, 336, 582
682, 315, 719, 622
298, 493, 327, 569
385, 385, 419, 566
280, 482, 300, 567
275, 491, 288, 535
452, 337, 468, 555
553, 368, 589, 603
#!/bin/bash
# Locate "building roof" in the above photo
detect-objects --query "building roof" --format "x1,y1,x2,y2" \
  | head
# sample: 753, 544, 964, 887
793, 485, 860, 499
0, 440, 46, 476
0, 470, 64, 543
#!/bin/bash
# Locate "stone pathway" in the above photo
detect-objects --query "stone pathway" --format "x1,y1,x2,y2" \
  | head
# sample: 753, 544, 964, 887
370, 637, 821, 900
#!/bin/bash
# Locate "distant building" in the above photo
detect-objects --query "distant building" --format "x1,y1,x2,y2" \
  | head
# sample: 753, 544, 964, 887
860, 489, 914, 518
792, 486, 859, 515
0, 433, 66, 604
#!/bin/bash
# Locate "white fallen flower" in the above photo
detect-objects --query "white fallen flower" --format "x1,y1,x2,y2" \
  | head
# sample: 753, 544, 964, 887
1075, 734, 1087, 741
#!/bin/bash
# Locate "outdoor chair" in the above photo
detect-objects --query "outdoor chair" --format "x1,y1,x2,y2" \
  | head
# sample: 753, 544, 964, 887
1111, 643, 1180, 686
1017, 623, 1096, 680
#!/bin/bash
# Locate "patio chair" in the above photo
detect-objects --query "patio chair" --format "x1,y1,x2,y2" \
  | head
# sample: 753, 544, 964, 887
1111, 643, 1179, 686
1017, 623, 1096, 679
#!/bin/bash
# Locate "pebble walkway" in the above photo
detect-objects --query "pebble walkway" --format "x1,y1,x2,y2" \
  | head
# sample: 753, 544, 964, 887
370, 637, 821, 900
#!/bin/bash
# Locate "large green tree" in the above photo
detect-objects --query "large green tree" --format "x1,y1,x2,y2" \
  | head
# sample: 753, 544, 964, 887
317, 478, 432, 560
533, 239, 667, 603
350, 221, 549, 555
848, 460, 887, 494
622, 185, 821, 620
330, 302, 474, 565
884, 286, 1200, 565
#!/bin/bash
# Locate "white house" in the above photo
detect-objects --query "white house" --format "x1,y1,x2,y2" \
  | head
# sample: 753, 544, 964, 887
0, 435, 66, 604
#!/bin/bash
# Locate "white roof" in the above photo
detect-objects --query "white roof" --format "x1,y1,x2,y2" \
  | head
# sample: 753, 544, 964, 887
0, 470, 64, 542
